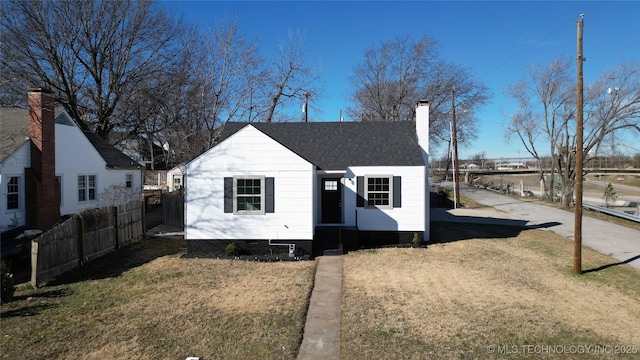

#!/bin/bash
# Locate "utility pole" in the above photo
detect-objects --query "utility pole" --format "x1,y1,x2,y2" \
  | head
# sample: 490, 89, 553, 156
574, 13, 585, 275
451, 87, 461, 209
303, 92, 309, 122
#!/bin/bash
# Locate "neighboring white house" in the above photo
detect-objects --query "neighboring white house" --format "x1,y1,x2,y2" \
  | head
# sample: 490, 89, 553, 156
166, 163, 186, 192
184, 100, 430, 256
0, 88, 143, 232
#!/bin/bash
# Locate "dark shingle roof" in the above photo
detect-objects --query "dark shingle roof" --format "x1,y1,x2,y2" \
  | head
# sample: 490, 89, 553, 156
0, 108, 29, 162
216, 121, 425, 170
82, 131, 141, 169
0, 108, 140, 169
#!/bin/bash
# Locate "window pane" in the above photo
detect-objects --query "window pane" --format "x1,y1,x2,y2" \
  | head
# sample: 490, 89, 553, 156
368, 178, 389, 191
237, 178, 261, 195
88, 175, 96, 200
78, 176, 86, 201
368, 193, 389, 206
237, 196, 261, 211
7, 177, 19, 209
324, 180, 338, 191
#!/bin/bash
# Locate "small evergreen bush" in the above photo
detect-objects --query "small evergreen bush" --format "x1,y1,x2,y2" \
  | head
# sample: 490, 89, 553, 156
412, 232, 421, 247
225, 242, 238, 256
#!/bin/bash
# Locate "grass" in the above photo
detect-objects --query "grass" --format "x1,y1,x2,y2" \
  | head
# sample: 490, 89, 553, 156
2, 217, 639, 359
341, 225, 640, 359
0, 237, 316, 360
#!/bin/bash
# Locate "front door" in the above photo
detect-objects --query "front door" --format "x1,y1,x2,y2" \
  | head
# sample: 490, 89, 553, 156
321, 178, 342, 223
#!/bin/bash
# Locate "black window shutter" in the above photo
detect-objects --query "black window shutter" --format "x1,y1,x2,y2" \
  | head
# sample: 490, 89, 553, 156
356, 176, 364, 207
265, 177, 275, 213
224, 177, 233, 213
393, 176, 401, 208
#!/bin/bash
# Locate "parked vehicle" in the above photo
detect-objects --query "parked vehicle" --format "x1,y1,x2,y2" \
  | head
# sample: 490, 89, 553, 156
1, 226, 43, 260
522, 190, 534, 197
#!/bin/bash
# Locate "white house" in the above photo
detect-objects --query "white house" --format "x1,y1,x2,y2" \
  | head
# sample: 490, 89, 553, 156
0, 88, 143, 232
166, 163, 186, 192
184, 101, 431, 256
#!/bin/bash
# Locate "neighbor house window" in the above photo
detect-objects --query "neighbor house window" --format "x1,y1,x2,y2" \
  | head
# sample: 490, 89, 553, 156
78, 175, 97, 202
224, 176, 274, 214
235, 177, 264, 213
125, 174, 133, 188
7, 176, 19, 210
366, 176, 391, 207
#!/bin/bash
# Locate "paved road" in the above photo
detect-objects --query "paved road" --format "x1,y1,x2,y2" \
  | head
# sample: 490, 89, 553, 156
439, 182, 640, 270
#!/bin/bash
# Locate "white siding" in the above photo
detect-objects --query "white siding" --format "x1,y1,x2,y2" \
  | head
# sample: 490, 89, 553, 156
344, 166, 426, 232
0, 111, 142, 231
185, 125, 314, 240
56, 118, 142, 216
166, 164, 186, 192
0, 142, 30, 231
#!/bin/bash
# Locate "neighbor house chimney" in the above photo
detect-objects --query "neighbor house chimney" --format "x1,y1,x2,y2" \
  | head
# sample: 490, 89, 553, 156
415, 99, 430, 162
25, 87, 60, 230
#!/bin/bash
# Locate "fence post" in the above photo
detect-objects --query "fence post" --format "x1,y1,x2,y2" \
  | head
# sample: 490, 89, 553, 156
113, 206, 119, 250
77, 214, 85, 266
30, 240, 39, 288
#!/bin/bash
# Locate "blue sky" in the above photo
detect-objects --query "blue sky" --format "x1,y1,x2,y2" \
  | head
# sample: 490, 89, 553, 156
161, 1, 639, 160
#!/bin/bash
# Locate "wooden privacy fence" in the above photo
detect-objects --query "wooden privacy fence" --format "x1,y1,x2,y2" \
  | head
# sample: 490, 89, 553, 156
31, 200, 144, 287
162, 191, 184, 229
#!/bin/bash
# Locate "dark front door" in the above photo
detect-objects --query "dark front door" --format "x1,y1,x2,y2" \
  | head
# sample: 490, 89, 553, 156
321, 178, 342, 223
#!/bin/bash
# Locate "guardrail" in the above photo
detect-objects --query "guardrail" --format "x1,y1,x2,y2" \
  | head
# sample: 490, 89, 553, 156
583, 203, 640, 223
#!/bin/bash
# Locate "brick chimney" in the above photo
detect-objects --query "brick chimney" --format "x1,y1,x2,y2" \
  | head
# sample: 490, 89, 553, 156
25, 87, 60, 230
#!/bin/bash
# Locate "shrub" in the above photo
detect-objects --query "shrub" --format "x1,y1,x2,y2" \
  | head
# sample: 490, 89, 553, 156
1, 260, 15, 304
412, 232, 421, 247
225, 242, 238, 256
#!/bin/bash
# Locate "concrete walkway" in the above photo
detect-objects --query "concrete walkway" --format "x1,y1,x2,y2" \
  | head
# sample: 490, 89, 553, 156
297, 256, 342, 360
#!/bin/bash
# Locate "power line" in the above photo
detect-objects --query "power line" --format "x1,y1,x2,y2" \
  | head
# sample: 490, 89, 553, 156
481, 17, 575, 78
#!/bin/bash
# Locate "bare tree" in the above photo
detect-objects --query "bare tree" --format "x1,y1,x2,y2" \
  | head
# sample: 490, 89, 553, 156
348, 35, 490, 149
506, 57, 574, 202
263, 30, 322, 122
193, 18, 265, 145
1, 0, 183, 140
506, 57, 640, 206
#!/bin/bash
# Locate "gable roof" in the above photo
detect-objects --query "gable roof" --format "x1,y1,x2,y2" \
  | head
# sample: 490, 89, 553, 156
0, 108, 29, 162
0, 107, 141, 169
216, 121, 425, 170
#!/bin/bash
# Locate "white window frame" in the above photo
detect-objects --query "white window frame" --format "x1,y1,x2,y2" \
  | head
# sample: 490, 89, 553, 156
6, 176, 20, 210
78, 174, 97, 202
125, 173, 133, 188
365, 175, 393, 209
233, 175, 265, 215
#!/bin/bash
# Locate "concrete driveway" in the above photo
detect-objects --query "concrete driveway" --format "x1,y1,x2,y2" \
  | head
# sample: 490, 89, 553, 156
433, 182, 640, 270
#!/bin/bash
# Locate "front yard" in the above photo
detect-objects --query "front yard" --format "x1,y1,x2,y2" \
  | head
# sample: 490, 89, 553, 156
342, 224, 640, 359
2, 223, 639, 359
0, 238, 316, 360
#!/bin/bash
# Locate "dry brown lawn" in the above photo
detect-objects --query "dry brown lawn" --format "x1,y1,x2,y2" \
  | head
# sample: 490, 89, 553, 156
342, 225, 640, 359
0, 238, 316, 360
3, 223, 639, 359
